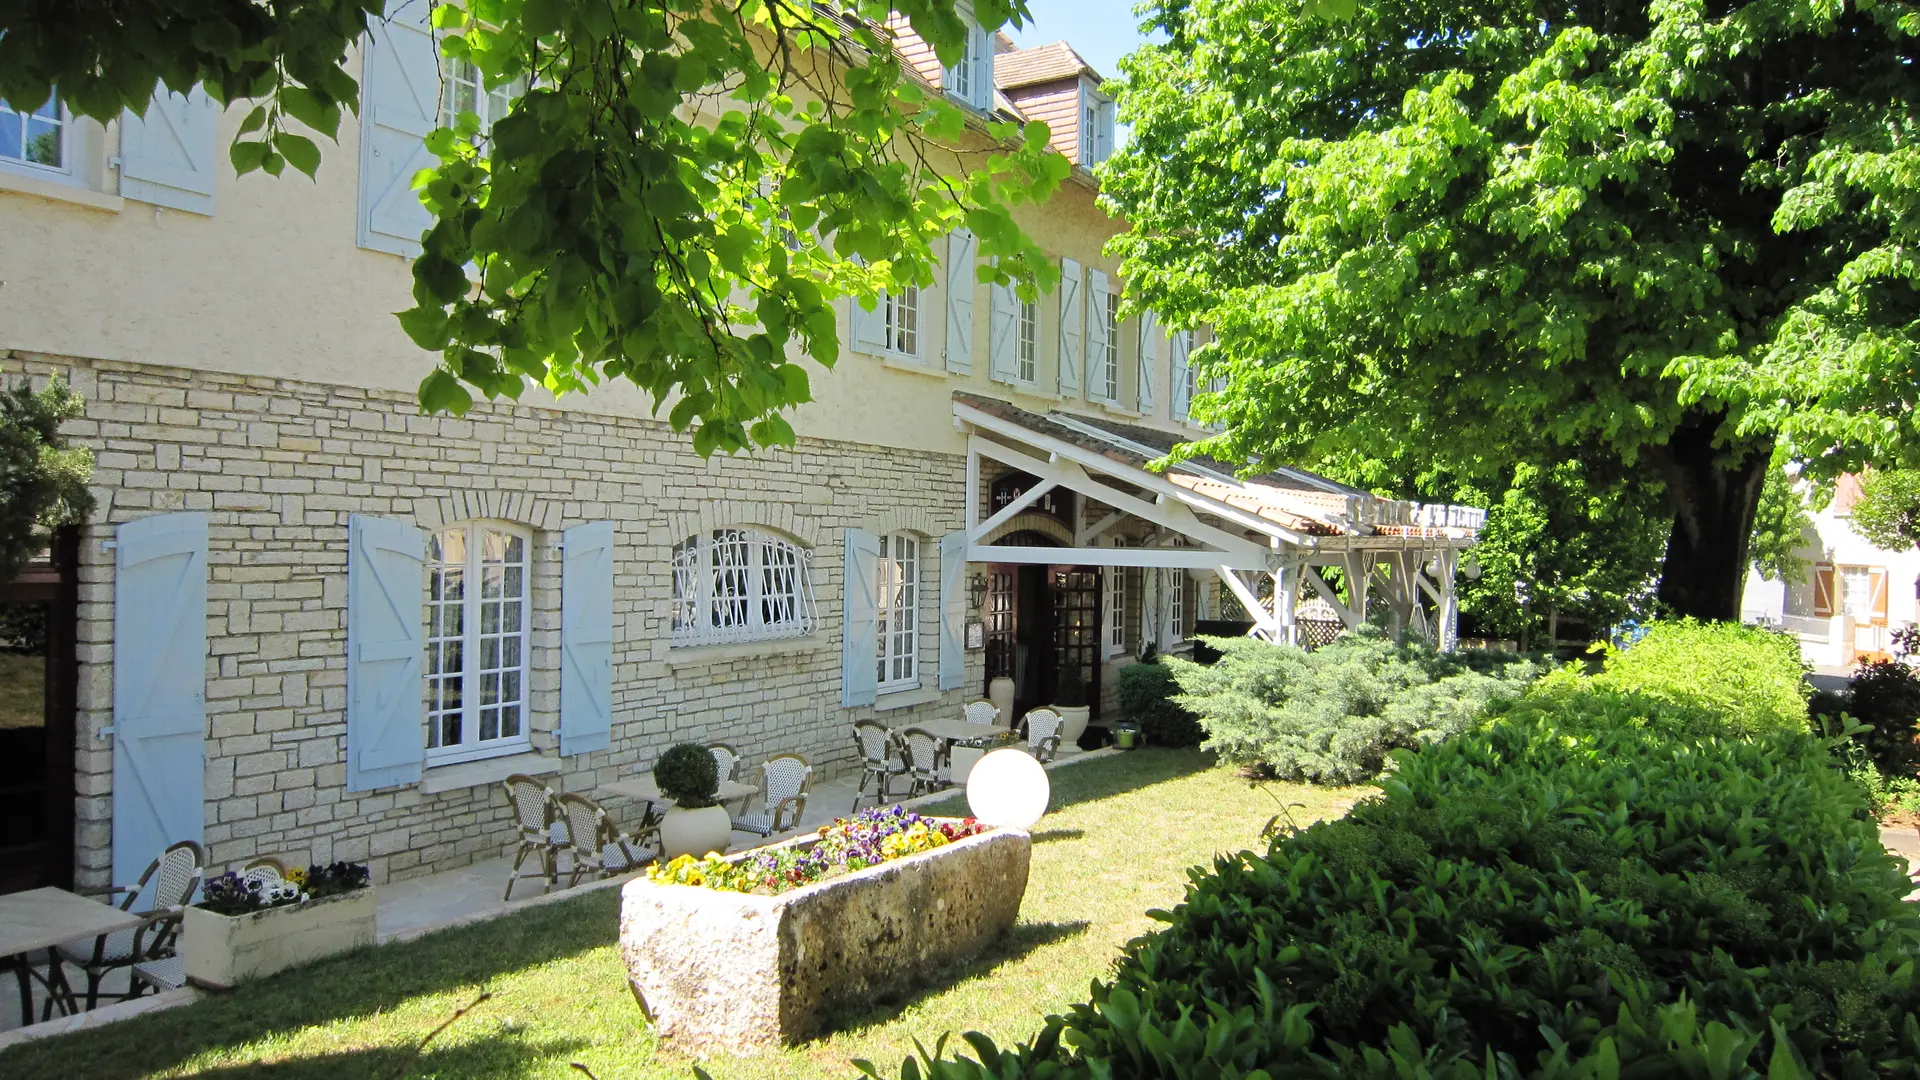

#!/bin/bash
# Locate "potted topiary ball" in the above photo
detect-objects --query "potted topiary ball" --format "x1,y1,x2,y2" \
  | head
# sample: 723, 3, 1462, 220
654, 742, 731, 860
1051, 665, 1091, 753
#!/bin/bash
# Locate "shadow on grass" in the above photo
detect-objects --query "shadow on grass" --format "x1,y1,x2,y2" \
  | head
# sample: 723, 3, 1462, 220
169, 1031, 589, 1080
1030, 828, 1085, 844
919, 748, 1218, 820
0, 889, 623, 1080
809, 919, 1092, 1041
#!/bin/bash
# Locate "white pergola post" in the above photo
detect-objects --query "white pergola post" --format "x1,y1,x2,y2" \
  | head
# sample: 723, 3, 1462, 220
1343, 551, 1373, 627
1437, 548, 1460, 651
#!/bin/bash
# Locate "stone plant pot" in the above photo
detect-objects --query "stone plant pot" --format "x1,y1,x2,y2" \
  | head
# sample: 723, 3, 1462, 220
621, 822, 1031, 1052
183, 888, 377, 989
949, 744, 986, 785
659, 804, 732, 861
988, 677, 1016, 729
1053, 704, 1091, 752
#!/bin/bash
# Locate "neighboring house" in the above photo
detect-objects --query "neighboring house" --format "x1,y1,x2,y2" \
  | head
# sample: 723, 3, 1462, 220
0, 4, 1480, 892
1741, 474, 1920, 669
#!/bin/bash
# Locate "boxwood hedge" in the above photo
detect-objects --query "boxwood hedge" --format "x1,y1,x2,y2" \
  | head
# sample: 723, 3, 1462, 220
873, 685, 1920, 1080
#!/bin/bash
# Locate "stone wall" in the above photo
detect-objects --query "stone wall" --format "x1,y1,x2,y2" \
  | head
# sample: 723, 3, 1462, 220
4, 350, 984, 887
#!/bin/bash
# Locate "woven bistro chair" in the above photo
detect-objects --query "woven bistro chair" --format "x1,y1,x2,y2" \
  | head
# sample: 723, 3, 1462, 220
706, 742, 743, 783
732, 754, 814, 838
49, 839, 203, 1015
851, 720, 909, 812
501, 773, 565, 901
1023, 708, 1065, 764
240, 856, 288, 890
899, 726, 950, 797
553, 793, 660, 887
962, 699, 1001, 728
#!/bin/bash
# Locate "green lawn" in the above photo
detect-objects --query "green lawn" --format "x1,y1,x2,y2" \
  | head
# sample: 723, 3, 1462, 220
0, 750, 1358, 1080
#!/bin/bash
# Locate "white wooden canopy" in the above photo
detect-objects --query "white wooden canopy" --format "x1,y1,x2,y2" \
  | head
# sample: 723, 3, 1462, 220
952, 393, 1485, 649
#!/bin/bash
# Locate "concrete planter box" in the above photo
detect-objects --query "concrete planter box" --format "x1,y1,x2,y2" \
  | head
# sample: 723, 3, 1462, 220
184, 888, 377, 989
620, 823, 1031, 1052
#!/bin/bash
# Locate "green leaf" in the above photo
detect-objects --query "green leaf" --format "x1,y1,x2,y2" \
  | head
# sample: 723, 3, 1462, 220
273, 131, 321, 178
418, 370, 473, 415
228, 138, 270, 175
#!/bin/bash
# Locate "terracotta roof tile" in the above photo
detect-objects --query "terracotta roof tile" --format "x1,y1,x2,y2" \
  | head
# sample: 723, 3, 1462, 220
993, 42, 1101, 90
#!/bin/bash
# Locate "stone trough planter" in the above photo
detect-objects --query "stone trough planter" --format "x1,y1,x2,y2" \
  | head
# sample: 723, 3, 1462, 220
183, 888, 377, 989
620, 822, 1031, 1052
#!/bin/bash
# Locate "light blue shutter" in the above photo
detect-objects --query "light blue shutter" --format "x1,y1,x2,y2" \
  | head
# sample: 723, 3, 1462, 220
988, 281, 1020, 383
1171, 330, 1192, 420
560, 521, 615, 756
357, 0, 439, 256
944, 229, 976, 374
1058, 257, 1083, 396
849, 295, 887, 356
112, 512, 208, 886
841, 528, 881, 707
347, 515, 425, 791
938, 531, 967, 691
119, 84, 218, 215
1137, 311, 1160, 414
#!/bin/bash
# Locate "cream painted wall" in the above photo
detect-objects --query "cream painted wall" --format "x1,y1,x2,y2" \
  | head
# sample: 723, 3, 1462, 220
0, 49, 1198, 460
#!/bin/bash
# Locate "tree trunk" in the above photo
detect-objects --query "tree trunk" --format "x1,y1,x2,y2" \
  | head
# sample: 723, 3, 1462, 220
1648, 414, 1772, 620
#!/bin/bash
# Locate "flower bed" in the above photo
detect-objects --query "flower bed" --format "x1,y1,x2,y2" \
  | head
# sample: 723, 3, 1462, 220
185, 861, 375, 989
647, 804, 986, 894
622, 815, 1030, 1051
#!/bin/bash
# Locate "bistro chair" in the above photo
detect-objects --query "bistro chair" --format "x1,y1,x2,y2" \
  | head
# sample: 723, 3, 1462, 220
553, 793, 660, 886
500, 773, 565, 901
49, 839, 203, 1015
899, 726, 950, 797
1023, 709, 1065, 764
962, 699, 1001, 728
851, 721, 910, 812
706, 742, 743, 783
732, 754, 814, 838
241, 856, 288, 891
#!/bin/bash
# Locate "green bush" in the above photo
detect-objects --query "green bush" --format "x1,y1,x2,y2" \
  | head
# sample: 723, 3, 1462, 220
1593, 618, 1809, 737
1167, 628, 1543, 783
652, 742, 717, 808
878, 686, 1920, 1079
1114, 661, 1204, 747
1839, 660, 1920, 774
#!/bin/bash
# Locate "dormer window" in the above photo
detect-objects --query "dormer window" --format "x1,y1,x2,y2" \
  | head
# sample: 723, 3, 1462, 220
944, 18, 995, 112
1080, 84, 1116, 167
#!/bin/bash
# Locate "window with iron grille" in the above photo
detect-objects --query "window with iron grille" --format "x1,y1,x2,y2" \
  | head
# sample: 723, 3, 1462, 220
425, 522, 531, 764
876, 532, 920, 691
671, 528, 818, 646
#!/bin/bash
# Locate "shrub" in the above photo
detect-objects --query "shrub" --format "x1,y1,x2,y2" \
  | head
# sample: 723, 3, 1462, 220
1842, 659, 1920, 773
1113, 661, 1203, 747
1168, 627, 1543, 783
883, 688, 1920, 1079
1592, 618, 1809, 737
653, 742, 717, 808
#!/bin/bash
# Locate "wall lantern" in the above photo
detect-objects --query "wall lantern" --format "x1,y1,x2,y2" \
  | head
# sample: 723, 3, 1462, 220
969, 572, 989, 610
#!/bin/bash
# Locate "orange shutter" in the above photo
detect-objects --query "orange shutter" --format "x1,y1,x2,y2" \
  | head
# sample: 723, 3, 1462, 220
1812, 563, 1835, 617
1870, 568, 1889, 626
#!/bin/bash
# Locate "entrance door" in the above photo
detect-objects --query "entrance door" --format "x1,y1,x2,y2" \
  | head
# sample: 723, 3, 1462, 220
0, 530, 79, 895
1052, 567, 1102, 719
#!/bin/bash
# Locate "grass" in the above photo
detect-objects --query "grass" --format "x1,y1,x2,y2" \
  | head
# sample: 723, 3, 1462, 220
0, 650, 44, 729
0, 749, 1360, 1080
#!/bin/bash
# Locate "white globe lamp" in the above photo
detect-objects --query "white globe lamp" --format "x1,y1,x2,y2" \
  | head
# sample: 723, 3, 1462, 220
965, 749, 1050, 830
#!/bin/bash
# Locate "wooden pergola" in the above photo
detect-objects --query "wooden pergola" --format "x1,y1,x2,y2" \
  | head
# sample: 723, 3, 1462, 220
953, 393, 1485, 649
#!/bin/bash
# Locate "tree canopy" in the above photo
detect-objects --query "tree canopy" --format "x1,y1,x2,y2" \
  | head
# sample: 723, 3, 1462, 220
1853, 469, 1920, 552
1103, 0, 1920, 618
0, 380, 94, 584
1, 0, 1068, 454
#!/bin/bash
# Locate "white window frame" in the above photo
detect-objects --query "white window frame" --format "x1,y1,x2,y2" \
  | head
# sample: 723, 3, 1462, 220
1079, 83, 1114, 167
1017, 297, 1038, 383
883, 285, 922, 358
439, 54, 524, 136
1841, 565, 1875, 623
424, 520, 534, 766
876, 532, 921, 692
671, 528, 818, 647
0, 93, 74, 183
943, 17, 993, 111
1167, 569, 1186, 644
1106, 552, 1127, 657
1100, 291, 1120, 401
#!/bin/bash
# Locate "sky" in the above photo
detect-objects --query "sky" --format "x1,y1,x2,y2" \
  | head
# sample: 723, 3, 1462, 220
1005, 0, 1155, 82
